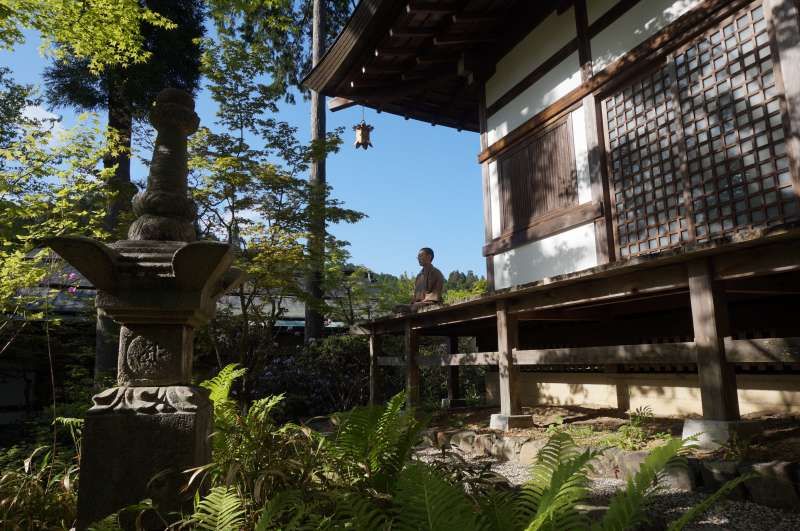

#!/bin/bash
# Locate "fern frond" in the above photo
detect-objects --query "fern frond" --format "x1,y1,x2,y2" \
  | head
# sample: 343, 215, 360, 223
666, 473, 754, 531
476, 490, 518, 531
393, 462, 479, 531
522, 439, 598, 531
201, 364, 247, 407
190, 486, 246, 531
596, 437, 685, 531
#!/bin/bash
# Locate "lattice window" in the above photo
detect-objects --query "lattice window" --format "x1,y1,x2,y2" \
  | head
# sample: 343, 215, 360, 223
603, 0, 800, 258
674, 2, 799, 242
605, 66, 690, 258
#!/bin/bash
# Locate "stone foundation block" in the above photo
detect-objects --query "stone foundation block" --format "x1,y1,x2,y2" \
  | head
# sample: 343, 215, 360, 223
739, 461, 800, 509
77, 403, 212, 529
489, 414, 533, 431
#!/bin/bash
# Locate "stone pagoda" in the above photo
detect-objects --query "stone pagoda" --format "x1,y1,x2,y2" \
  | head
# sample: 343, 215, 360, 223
46, 89, 242, 527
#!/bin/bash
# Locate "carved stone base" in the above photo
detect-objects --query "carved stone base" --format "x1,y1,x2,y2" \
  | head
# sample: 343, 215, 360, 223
76, 386, 212, 529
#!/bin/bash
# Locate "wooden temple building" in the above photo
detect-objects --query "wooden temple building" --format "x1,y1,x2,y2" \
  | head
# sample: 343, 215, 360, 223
304, 0, 800, 435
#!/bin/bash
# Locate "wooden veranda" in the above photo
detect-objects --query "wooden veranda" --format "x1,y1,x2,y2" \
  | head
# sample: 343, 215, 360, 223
360, 227, 800, 422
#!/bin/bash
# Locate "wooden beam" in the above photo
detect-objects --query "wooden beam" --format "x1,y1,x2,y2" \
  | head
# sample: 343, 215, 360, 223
725, 337, 800, 363
713, 240, 800, 280
514, 342, 698, 365
405, 320, 420, 408
483, 201, 603, 256
582, 94, 615, 264
446, 336, 459, 402
362, 65, 407, 75
451, 14, 498, 25
510, 263, 689, 313
688, 259, 740, 421
417, 351, 499, 366
406, 1, 455, 15
375, 47, 417, 57
369, 334, 381, 405
389, 27, 436, 38
328, 97, 357, 112
434, 34, 498, 46
496, 300, 521, 415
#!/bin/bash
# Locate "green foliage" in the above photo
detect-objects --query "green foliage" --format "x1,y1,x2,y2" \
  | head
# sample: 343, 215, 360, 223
444, 271, 488, 305
329, 391, 425, 493
518, 432, 598, 531
188, 486, 247, 531
596, 437, 686, 531
0, 0, 176, 73
0, 445, 79, 529
393, 462, 479, 531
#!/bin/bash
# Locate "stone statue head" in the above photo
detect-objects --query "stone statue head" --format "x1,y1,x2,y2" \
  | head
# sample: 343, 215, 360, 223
418, 247, 434, 267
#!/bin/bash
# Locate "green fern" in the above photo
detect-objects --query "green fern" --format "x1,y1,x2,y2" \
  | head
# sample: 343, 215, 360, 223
190, 486, 246, 531
595, 437, 685, 531
201, 363, 247, 408
666, 473, 755, 531
393, 462, 479, 531
331, 391, 425, 492
518, 433, 598, 531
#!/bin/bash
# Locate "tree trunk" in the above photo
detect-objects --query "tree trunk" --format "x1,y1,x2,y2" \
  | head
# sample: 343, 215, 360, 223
103, 76, 135, 235
95, 75, 135, 385
305, 0, 327, 343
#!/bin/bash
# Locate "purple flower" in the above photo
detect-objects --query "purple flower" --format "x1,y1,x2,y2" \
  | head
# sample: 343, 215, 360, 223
68, 286, 77, 295
67, 273, 78, 281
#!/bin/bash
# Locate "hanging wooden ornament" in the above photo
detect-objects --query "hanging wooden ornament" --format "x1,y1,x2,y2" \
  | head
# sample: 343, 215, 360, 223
353, 120, 374, 150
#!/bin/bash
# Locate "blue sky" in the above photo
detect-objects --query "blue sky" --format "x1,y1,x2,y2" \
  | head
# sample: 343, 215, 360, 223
2, 32, 486, 278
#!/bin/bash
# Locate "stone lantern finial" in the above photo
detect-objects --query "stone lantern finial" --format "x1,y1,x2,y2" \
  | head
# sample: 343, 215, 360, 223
128, 88, 200, 242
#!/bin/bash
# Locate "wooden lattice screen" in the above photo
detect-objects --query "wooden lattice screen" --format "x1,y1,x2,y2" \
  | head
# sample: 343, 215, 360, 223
604, 1, 800, 258
499, 116, 577, 235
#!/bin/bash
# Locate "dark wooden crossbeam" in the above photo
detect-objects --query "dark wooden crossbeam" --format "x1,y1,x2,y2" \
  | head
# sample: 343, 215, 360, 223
374, 47, 417, 57
451, 14, 499, 24
389, 27, 436, 37
433, 33, 497, 46
406, 1, 456, 15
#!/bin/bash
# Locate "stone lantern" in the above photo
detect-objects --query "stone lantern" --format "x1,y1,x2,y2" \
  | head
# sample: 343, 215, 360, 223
45, 89, 243, 528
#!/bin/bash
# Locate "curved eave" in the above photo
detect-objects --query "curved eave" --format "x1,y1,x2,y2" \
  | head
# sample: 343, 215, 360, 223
303, 0, 403, 94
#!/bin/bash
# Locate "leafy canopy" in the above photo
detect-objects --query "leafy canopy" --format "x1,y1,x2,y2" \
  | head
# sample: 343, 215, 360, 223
0, 0, 175, 73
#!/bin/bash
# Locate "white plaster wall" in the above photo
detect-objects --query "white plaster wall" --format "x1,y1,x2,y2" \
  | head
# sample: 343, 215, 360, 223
488, 160, 502, 239
485, 373, 800, 416
485, 8, 577, 105
492, 222, 598, 290
485, 8, 580, 145
487, 56, 582, 145
571, 106, 592, 205
587, 0, 618, 25
591, 0, 702, 73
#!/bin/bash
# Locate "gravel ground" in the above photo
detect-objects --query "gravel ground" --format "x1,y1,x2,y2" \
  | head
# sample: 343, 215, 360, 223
414, 447, 800, 530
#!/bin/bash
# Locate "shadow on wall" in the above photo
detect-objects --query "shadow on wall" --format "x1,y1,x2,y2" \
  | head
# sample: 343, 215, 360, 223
485, 373, 800, 416
591, 0, 702, 72
494, 231, 596, 289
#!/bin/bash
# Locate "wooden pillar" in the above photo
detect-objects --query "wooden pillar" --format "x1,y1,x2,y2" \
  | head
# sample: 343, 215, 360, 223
368, 334, 381, 406
688, 259, 740, 421
404, 320, 420, 408
604, 365, 630, 413
765, 0, 800, 198
496, 300, 521, 415
446, 336, 460, 402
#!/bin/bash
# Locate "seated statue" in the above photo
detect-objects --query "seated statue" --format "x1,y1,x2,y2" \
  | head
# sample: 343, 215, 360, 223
394, 247, 445, 314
